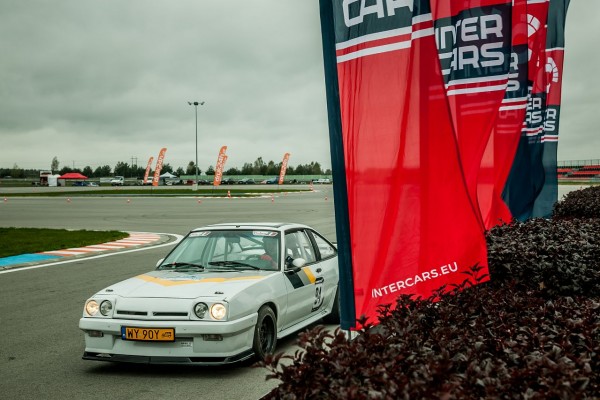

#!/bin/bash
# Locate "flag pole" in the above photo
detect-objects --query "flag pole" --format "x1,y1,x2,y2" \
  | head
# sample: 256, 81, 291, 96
318, 0, 356, 331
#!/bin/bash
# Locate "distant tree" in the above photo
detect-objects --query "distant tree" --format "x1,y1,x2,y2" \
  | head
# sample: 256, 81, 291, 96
82, 166, 93, 177
114, 161, 129, 177
186, 161, 197, 175
160, 163, 173, 174
205, 165, 215, 175
240, 162, 254, 175
175, 167, 185, 176
94, 165, 111, 177
134, 166, 146, 178
51, 156, 59, 173
310, 161, 323, 174
324, 168, 332, 175
266, 160, 278, 176
253, 157, 265, 175
225, 167, 240, 175
11, 163, 24, 178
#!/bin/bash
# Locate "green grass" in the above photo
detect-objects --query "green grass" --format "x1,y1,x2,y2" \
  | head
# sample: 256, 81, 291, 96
0, 228, 128, 258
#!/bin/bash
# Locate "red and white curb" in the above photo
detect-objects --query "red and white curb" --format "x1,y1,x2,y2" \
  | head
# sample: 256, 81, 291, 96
39, 232, 162, 257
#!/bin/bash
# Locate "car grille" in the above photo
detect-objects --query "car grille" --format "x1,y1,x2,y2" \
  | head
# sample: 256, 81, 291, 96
116, 310, 147, 316
115, 309, 190, 320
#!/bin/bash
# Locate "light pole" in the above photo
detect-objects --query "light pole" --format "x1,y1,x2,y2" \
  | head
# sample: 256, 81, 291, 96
188, 101, 205, 190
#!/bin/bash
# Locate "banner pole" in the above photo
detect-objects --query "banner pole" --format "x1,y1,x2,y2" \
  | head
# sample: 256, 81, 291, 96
318, 0, 356, 330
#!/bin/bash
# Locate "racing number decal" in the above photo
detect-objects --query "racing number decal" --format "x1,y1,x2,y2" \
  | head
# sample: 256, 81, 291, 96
312, 277, 324, 311
285, 267, 325, 312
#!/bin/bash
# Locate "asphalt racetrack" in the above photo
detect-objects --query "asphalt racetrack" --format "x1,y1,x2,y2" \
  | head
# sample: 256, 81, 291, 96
0, 184, 584, 399
0, 187, 336, 400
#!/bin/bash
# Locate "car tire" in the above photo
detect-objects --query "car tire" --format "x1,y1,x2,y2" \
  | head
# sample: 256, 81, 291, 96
252, 306, 277, 360
323, 287, 340, 324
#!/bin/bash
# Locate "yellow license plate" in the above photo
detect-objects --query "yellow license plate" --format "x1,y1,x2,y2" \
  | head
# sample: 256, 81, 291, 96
121, 326, 175, 342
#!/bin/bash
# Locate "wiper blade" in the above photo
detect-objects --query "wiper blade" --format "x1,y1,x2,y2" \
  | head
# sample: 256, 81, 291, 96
208, 261, 260, 270
158, 262, 205, 271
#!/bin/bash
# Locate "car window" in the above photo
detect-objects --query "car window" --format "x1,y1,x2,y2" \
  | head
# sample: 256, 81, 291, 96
310, 231, 337, 260
161, 230, 280, 271
285, 230, 316, 264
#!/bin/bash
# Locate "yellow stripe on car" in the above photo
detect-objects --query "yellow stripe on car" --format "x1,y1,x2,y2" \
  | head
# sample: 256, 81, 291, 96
136, 274, 264, 286
302, 267, 317, 284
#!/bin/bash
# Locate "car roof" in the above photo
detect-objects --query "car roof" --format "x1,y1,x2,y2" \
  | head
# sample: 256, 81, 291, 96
192, 222, 308, 232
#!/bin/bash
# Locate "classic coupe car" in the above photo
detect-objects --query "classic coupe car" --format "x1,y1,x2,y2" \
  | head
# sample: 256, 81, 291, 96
79, 222, 339, 365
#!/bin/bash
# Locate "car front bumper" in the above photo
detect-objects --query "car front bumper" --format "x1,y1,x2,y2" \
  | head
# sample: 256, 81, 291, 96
79, 313, 257, 365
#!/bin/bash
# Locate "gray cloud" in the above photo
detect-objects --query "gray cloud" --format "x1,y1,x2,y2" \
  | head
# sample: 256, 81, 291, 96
0, 1, 596, 173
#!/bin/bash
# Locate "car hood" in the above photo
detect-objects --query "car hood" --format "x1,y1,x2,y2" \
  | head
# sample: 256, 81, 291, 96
100, 270, 274, 299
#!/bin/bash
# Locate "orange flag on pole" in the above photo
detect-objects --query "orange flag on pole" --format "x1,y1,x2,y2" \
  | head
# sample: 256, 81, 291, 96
143, 156, 154, 185
278, 153, 290, 185
152, 148, 167, 187
213, 146, 228, 186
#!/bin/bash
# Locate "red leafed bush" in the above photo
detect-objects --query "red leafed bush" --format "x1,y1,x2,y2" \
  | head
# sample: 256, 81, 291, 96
260, 187, 600, 399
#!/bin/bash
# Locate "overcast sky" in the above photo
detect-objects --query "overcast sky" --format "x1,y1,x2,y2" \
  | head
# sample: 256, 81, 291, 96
0, 1, 597, 173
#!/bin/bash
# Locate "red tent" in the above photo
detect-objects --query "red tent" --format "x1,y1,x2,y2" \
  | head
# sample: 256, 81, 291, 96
58, 173, 88, 180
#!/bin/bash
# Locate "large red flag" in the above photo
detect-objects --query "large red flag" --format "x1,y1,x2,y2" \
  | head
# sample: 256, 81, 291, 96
502, 0, 551, 219
330, 0, 489, 327
430, 0, 513, 229
479, 0, 529, 229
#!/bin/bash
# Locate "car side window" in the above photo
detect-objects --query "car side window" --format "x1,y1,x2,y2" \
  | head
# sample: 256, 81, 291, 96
285, 230, 316, 264
310, 231, 337, 260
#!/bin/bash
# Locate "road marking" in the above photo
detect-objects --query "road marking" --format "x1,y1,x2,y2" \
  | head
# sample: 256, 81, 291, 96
0, 232, 184, 274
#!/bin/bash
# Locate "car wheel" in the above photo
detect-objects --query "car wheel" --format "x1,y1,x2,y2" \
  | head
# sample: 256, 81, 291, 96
323, 287, 340, 324
252, 306, 277, 360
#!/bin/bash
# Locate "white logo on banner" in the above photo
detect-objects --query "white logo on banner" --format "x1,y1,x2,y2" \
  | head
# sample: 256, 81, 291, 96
545, 57, 559, 93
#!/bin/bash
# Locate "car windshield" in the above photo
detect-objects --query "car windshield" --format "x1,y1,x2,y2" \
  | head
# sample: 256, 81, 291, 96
160, 229, 281, 271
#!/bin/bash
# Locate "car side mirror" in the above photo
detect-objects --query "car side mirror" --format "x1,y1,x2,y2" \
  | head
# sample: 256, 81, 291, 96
286, 257, 306, 270
155, 258, 164, 268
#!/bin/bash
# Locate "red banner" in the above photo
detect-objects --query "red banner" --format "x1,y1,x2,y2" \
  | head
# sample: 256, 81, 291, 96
478, 0, 529, 228
142, 156, 154, 185
332, 0, 489, 327
430, 0, 513, 230
213, 146, 228, 186
278, 153, 290, 185
152, 148, 167, 187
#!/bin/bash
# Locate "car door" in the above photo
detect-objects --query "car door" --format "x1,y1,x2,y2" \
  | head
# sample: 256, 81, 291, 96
280, 229, 324, 329
307, 229, 339, 314
284, 229, 338, 326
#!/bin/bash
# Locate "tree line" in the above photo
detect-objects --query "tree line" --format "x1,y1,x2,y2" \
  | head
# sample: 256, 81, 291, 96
1, 157, 330, 179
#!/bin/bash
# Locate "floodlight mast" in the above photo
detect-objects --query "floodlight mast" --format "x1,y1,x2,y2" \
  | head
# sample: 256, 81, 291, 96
188, 101, 205, 190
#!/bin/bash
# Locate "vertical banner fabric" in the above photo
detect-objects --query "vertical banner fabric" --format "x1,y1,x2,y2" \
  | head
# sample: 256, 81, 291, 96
278, 153, 290, 185
152, 148, 167, 187
479, 0, 529, 229
532, 0, 570, 217
503, 0, 569, 220
143, 156, 154, 185
326, 0, 489, 328
503, 0, 550, 220
430, 0, 513, 229
213, 146, 228, 186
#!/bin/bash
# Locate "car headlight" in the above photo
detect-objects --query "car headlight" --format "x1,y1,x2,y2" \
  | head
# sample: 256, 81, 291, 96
210, 303, 227, 320
99, 300, 113, 316
194, 302, 209, 318
85, 300, 99, 316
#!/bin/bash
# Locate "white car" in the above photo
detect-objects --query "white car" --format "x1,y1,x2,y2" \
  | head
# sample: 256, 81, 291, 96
110, 176, 124, 186
79, 222, 339, 365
